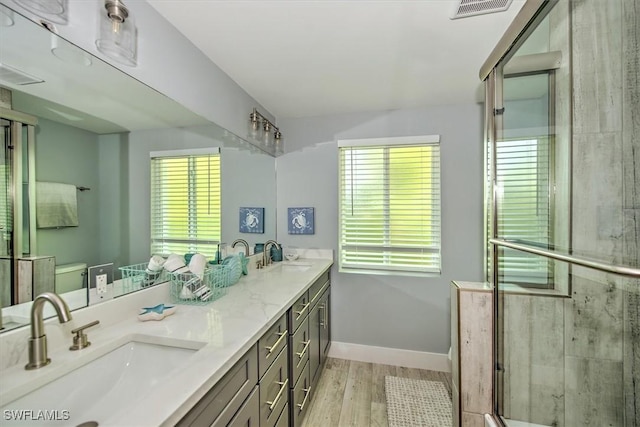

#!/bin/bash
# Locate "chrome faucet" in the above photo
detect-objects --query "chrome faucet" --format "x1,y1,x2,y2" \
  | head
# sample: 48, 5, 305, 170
25, 292, 72, 370
232, 239, 250, 256
263, 240, 281, 267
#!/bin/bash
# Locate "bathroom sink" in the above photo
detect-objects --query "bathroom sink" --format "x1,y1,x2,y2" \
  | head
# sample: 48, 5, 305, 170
277, 261, 312, 272
1, 336, 203, 426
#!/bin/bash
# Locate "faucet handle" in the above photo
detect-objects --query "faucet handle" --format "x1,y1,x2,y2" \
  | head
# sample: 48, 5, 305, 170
69, 320, 100, 351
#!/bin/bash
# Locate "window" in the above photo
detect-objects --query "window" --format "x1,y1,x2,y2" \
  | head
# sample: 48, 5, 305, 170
495, 137, 553, 286
338, 135, 441, 275
150, 149, 221, 256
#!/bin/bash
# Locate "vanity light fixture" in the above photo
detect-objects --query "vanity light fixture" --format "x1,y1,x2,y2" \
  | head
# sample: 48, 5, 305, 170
249, 107, 283, 145
96, 0, 137, 67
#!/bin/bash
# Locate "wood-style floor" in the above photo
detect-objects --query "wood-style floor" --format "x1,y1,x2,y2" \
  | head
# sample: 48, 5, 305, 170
301, 357, 453, 427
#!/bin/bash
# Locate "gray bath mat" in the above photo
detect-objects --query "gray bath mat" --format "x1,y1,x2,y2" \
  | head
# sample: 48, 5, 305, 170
385, 376, 452, 427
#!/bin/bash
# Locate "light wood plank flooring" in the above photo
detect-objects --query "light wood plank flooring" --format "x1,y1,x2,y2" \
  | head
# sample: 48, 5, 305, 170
302, 358, 452, 427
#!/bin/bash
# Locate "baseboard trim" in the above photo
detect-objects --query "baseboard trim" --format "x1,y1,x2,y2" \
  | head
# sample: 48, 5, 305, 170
328, 341, 451, 373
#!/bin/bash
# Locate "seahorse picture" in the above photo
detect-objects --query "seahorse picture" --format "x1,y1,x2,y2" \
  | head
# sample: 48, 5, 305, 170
239, 207, 264, 233
288, 207, 314, 235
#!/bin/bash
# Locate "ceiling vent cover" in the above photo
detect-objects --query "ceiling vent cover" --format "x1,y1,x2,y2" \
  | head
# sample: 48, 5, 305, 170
0, 63, 44, 85
451, 0, 513, 19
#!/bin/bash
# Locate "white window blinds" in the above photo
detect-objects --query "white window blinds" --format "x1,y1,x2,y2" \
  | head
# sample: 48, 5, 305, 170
338, 136, 441, 274
496, 138, 552, 285
150, 151, 221, 256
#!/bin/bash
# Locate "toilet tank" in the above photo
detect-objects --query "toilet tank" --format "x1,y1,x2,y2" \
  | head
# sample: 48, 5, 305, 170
55, 263, 87, 294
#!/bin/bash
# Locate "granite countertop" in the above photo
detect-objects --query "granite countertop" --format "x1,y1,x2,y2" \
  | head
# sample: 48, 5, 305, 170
0, 257, 333, 426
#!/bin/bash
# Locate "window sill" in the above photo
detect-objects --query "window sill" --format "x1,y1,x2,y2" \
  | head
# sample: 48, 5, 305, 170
338, 266, 441, 279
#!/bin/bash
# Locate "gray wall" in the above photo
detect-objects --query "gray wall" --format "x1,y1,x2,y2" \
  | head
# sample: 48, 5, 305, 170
33, 118, 101, 267
98, 133, 129, 271
276, 103, 485, 354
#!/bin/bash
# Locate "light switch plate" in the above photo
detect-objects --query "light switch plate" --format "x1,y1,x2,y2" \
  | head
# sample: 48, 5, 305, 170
88, 263, 114, 305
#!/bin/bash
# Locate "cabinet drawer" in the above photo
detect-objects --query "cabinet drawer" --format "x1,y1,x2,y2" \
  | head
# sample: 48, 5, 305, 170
178, 345, 258, 427
259, 346, 289, 427
289, 316, 309, 386
275, 403, 289, 427
288, 290, 310, 333
225, 385, 259, 427
258, 314, 288, 378
291, 360, 311, 427
309, 271, 330, 306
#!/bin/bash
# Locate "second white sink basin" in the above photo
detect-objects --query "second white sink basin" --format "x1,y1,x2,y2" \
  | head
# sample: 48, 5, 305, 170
1, 337, 203, 426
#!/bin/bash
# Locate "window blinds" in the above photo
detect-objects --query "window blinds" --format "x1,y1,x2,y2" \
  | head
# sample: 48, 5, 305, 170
339, 137, 441, 274
495, 138, 552, 284
150, 152, 221, 256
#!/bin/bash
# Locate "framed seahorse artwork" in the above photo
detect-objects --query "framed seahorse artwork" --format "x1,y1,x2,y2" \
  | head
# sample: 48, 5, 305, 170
288, 207, 314, 235
239, 207, 264, 233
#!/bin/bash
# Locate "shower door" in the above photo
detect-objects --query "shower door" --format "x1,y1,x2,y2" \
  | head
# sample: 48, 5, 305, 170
484, 0, 640, 426
0, 108, 37, 308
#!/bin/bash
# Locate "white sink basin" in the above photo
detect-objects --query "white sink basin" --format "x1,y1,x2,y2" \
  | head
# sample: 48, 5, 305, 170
1, 337, 203, 426
271, 261, 312, 273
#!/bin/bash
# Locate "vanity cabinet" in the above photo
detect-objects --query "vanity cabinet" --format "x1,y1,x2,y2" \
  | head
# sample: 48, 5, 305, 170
287, 270, 331, 427
178, 267, 331, 427
259, 342, 289, 427
177, 344, 258, 427
228, 386, 260, 427
308, 273, 331, 387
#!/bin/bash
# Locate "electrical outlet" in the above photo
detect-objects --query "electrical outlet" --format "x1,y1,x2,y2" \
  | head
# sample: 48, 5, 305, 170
88, 263, 114, 305
96, 274, 108, 294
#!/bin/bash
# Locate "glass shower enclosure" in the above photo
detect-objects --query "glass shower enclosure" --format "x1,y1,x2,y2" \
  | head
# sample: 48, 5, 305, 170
482, 0, 639, 426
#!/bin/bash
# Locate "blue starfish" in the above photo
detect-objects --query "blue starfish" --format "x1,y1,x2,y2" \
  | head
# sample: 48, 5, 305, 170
139, 304, 174, 315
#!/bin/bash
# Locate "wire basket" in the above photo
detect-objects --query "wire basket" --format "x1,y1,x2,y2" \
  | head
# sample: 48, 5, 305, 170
168, 266, 229, 305
217, 255, 243, 287
119, 263, 168, 294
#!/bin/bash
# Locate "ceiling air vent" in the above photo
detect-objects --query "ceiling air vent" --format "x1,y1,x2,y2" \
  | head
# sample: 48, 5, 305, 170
451, 0, 513, 19
0, 63, 44, 85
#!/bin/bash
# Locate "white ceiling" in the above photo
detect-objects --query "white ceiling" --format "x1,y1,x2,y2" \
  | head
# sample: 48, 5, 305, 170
149, 0, 525, 119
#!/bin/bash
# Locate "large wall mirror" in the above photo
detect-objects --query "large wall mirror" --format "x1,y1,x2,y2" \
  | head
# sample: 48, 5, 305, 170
0, 5, 276, 332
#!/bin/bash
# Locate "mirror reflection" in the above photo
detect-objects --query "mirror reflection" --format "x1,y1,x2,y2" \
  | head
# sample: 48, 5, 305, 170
0, 6, 276, 332
494, 11, 571, 292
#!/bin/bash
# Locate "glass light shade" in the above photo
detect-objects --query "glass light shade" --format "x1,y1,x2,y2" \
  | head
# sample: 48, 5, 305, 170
0, 5, 15, 26
96, 5, 137, 67
51, 36, 92, 66
10, 0, 67, 24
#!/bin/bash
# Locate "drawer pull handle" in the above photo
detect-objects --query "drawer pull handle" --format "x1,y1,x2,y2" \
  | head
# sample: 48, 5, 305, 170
266, 379, 289, 411
296, 340, 310, 360
294, 303, 310, 319
265, 330, 288, 356
297, 386, 312, 411
319, 303, 326, 328
324, 301, 328, 330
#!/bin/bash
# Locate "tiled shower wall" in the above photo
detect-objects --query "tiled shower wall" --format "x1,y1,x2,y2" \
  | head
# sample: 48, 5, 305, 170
503, 0, 639, 426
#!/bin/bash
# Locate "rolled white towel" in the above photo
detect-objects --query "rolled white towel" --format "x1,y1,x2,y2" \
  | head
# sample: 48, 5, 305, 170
188, 253, 207, 280
164, 254, 190, 274
147, 255, 166, 272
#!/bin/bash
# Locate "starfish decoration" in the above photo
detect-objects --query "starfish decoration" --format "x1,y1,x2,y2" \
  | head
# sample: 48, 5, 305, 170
138, 304, 176, 321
